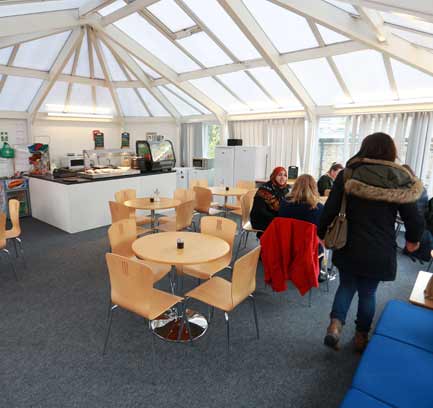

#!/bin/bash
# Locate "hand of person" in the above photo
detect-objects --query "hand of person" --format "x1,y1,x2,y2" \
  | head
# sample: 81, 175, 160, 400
324, 189, 331, 197
405, 241, 420, 253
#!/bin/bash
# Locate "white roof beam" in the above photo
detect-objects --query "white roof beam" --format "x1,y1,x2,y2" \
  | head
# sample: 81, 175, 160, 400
0, 29, 68, 49
382, 54, 399, 99
79, 0, 117, 17
64, 35, 84, 112
354, 5, 387, 42
87, 27, 97, 113
90, 28, 123, 120
0, 10, 81, 37
29, 28, 84, 119
217, 0, 315, 117
272, 0, 433, 77
97, 33, 181, 119
93, 22, 227, 120
0, 45, 19, 93
101, 0, 159, 26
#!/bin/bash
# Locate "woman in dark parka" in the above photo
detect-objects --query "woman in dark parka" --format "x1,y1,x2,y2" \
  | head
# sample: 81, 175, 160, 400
318, 133, 424, 352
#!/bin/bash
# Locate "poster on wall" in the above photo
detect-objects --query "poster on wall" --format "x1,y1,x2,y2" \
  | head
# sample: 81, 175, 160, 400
121, 132, 130, 148
93, 130, 104, 149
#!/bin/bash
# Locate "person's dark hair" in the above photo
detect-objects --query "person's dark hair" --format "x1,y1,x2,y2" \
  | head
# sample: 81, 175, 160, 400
402, 164, 415, 176
328, 162, 343, 173
357, 132, 397, 162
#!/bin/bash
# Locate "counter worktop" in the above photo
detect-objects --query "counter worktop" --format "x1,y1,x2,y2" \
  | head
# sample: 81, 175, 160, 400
28, 170, 175, 185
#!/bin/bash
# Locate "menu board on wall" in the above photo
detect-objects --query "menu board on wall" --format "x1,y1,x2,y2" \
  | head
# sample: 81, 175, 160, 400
121, 132, 130, 148
93, 130, 104, 149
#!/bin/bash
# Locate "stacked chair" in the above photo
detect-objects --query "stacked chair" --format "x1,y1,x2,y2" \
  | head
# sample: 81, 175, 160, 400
114, 189, 151, 226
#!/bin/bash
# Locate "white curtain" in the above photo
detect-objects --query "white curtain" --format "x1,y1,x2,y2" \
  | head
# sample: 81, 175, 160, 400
180, 122, 202, 167
228, 117, 306, 175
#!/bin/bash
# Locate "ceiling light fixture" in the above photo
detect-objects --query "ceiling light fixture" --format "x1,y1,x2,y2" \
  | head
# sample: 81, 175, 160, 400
47, 112, 113, 120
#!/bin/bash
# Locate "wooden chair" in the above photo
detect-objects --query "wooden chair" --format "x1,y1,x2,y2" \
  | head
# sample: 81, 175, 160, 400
173, 188, 196, 203
226, 180, 256, 211
5, 199, 26, 267
103, 253, 190, 365
190, 179, 208, 188
185, 246, 261, 353
182, 216, 237, 280
114, 189, 150, 226
193, 186, 223, 218
0, 212, 17, 281
233, 190, 262, 260
156, 200, 196, 232
108, 201, 149, 236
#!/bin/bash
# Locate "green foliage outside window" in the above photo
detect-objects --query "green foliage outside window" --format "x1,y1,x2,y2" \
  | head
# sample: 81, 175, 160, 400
206, 124, 221, 158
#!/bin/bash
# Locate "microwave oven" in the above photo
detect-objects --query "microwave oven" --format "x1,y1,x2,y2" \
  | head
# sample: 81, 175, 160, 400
192, 157, 213, 170
60, 155, 85, 170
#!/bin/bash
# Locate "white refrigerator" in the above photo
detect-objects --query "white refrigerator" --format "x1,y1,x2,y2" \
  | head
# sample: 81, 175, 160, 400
214, 145, 269, 187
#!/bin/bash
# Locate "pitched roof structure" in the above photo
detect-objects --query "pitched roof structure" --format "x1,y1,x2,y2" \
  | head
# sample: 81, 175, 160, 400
2, 0, 433, 121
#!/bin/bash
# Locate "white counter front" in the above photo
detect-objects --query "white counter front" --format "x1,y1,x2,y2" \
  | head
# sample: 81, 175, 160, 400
29, 172, 177, 233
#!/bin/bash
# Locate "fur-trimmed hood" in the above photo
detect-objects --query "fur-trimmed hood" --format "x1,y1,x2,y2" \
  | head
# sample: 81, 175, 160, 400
344, 158, 424, 204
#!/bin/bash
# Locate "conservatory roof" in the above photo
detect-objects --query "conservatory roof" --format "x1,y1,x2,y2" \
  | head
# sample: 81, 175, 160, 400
2, 0, 433, 121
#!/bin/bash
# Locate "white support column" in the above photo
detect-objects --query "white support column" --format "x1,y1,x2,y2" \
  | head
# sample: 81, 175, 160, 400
217, 0, 315, 119
28, 28, 84, 121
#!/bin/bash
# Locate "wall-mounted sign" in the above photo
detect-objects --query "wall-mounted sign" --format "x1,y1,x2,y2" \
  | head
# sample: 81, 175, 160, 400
93, 130, 104, 149
121, 132, 130, 148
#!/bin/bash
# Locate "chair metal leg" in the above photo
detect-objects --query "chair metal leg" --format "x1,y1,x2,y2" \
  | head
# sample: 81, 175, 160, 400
224, 312, 230, 354
148, 320, 157, 383
249, 294, 260, 339
3, 248, 17, 281
234, 230, 244, 261
12, 238, 18, 257
244, 231, 250, 248
208, 305, 215, 323
16, 238, 27, 269
102, 306, 114, 355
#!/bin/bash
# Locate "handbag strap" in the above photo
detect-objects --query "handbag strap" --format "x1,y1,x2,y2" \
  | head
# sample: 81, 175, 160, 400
339, 168, 353, 216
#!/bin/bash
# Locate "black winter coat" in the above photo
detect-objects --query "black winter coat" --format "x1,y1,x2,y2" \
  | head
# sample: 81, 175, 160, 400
318, 159, 424, 281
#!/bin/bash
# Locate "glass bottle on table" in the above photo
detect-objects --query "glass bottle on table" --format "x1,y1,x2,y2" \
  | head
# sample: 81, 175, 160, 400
154, 188, 160, 202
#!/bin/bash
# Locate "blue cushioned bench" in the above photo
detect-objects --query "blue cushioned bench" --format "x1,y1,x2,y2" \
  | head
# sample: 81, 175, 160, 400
340, 299, 433, 408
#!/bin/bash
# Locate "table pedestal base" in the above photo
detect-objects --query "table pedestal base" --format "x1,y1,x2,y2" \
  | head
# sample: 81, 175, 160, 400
150, 308, 208, 342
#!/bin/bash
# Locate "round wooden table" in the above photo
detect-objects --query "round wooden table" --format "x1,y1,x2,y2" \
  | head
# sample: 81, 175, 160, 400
133, 231, 230, 342
209, 187, 248, 216
124, 197, 180, 231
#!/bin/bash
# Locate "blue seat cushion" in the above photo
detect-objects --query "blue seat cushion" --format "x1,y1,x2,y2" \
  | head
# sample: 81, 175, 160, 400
375, 300, 433, 354
353, 335, 433, 408
340, 389, 392, 408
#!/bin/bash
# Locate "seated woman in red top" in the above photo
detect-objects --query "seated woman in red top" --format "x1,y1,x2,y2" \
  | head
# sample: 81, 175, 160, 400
250, 166, 290, 237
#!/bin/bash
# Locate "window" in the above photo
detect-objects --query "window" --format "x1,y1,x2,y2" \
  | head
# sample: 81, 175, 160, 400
316, 117, 346, 178
203, 123, 221, 159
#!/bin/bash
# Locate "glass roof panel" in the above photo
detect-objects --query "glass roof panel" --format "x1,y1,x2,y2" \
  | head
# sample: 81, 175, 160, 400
92, 47, 105, 79
114, 13, 200, 73
68, 83, 93, 112
137, 88, 169, 117
333, 50, 392, 102
0, 1, 87, 17
0, 76, 42, 111
189, 77, 247, 113
62, 52, 74, 75
0, 47, 13, 65
289, 58, 347, 105
117, 88, 148, 117
165, 84, 210, 114
40, 82, 68, 112
391, 59, 433, 99
131, 56, 161, 79
98, 0, 124, 16
75, 31, 89, 77
13, 31, 70, 71
324, 0, 358, 15
138, 88, 170, 116
182, 0, 260, 61
243, 0, 318, 53
177, 32, 232, 67
381, 11, 433, 35
390, 27, 433, 50
248, 67, 302, 109
316, 24, 349, 44
100, 42, 127, 81
217, 71, 277, 110
159, 86, 201, 116
95, 86, 115, 114
147, 0, 196, 32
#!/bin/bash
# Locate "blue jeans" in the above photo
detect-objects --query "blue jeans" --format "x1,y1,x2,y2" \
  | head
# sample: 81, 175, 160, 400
330, 269, 380, 333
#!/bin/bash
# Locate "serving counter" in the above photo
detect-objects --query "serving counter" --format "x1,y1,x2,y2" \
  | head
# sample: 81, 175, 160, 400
28, 171, 176, 233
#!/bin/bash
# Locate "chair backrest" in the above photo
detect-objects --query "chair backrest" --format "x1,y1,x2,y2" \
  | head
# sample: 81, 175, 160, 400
174, 200, 196, 230
240, 190, 257, 226
114, 189, 136, 204
200, 216, 237, 255
236, 180, 256, 190
190, 179, 208, 188
174, 188, 196, 203
193, 186, 211, 213
108, 219, 136, 258
109, 201, 134, 223
8, 199, 21, 237
231, 246, 261, 307
105, 253, 154, 316
0, 212, 6, 249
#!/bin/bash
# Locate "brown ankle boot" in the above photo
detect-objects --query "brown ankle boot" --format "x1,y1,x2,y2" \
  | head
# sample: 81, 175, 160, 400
324, 319, 342, 350
354, 331, 369, 353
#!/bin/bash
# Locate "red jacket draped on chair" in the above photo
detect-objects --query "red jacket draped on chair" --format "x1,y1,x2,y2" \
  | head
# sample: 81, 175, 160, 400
260, 217, 319, 295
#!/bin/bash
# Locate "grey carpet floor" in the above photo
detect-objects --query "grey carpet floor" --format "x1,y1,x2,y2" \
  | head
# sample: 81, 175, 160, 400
0, 217, 425, 408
